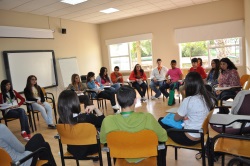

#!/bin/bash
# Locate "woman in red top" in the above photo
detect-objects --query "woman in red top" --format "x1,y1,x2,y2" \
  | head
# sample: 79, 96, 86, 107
129, 64, 148, 101
0, 80, 31, 141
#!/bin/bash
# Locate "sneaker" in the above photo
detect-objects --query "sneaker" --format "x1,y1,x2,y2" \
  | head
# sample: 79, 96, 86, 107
48, 124, 56, 129
21, 131, 30, 141
151, 96, 156, 100
27, 134, 32, 139
141, 96, 147, 101
112, 105, 120, 110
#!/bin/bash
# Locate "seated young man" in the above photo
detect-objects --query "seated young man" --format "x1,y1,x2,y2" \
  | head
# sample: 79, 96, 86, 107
100, 85, 168, 165
159, 60, 183, 99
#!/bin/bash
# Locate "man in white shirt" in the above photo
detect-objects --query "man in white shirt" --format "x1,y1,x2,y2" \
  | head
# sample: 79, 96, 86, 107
149, 59, 168, 100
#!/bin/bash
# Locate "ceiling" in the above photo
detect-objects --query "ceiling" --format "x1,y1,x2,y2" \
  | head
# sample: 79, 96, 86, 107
0, 0, 219, 24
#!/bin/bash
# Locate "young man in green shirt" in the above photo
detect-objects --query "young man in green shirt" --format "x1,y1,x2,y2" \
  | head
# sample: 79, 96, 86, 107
100, 85, 168, 165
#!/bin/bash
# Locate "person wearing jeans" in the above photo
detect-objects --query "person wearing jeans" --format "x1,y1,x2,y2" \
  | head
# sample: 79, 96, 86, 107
24, 75, 56, 129
149, 58, 168, 100
0, 80, 31, 141
0, 124, 56, 166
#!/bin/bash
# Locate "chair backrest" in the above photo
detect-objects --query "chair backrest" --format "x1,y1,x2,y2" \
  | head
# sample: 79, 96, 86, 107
202, 110, 214, 135
81, 75, 87, 83
56, 123, 97, 145
242, 77, 250, 90
238, 94, 250, 115
0, 148, 12, 166
240, 74, 250, 87
41, 87, 46, 95
106, 130, 158, 158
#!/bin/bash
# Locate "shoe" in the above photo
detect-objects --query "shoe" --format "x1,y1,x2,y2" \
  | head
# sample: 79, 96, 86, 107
48, 124, 56, 129
112, 105, 120, 110
151, 96, 156, 100
141, 96, 147, 101
27, 134, 32, 139
21, 131, 30, 141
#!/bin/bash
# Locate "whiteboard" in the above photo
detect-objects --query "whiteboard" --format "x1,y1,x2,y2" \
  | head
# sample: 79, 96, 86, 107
3, 50, 58, 93
58, 57, 80, 88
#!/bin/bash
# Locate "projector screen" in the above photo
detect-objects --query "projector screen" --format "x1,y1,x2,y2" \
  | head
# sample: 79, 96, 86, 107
3, 50, 58, 93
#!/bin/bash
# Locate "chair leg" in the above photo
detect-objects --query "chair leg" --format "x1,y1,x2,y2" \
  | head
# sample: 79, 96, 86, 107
36, 113, 39, 121
76, 159, 80, 166
175, 147, 178, 160
202, 149, 206, 166
221, 154, 225, 166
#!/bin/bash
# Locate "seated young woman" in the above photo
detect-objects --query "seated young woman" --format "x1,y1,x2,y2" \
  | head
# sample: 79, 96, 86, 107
215, 58, 241, 100
86, 71, 119, 113
57, 90, 104, 160
67, 74, 93, 108
0, 80, 31, 141
129, 64, 148, 101
0, 124, 56, 166
158, 72, 216, 146
96, 67, 120, 93
206, 59, 220, 87
24, 75, 56, 129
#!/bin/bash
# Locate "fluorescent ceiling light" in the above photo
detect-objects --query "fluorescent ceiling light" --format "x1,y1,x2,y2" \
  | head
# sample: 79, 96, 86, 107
61, 0, 87, 5
100, 8, 119, 14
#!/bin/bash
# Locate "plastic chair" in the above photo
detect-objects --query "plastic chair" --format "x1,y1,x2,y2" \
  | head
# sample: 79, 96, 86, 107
103, 130, 165, 166
210, 132, 250, 166
0, 147, 49, 166
165, 110, 214, 166
55, 123, 103, 166
41, 87, 57, 124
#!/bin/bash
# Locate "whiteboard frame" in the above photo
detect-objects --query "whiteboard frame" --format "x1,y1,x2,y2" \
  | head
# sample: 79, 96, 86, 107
3, 50, 58, 93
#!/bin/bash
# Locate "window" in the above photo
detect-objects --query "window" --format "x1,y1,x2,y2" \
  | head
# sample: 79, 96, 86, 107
179, 37, 242, 68
109, 40, 153, 71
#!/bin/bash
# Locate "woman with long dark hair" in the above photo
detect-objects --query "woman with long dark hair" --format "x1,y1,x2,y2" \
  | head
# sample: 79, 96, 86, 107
24, 75, 56, 129
96, 67, 120, 93
129, 64, 148, 101
87, 72, 119, 113
159, 72, 216, 146
216, 58, 240, 100
58, 90, 104, 160
206, 59, 220, 87
67, 74, 92, 108
0, 80, 31, 141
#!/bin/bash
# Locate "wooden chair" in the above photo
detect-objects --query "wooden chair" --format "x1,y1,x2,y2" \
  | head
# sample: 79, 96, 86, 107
240, 74, 250, 87
25, 102, 40, 131
41, 87, 57, 124
103, 130, 165, 166
165, 110, 214, 166
85, 89, 107, 110
55, 123, 103, 166
0, 147, 49, 166
210, 133, 250, 166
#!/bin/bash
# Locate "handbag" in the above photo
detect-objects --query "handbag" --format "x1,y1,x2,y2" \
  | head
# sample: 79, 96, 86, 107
168, 83, 176, 106
161, 113, 183, 129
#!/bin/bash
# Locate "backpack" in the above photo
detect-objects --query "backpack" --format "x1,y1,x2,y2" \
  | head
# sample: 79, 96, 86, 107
168, 83, 176, 106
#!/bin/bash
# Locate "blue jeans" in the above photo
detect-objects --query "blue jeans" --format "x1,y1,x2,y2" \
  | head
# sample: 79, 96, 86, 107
31, 102, 54, 125
149, 80, 164, 98
5, 108, 30, 134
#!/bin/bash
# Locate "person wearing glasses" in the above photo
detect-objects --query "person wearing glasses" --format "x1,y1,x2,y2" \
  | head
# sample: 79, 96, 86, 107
24, 75, 56, 129
110, 66, 124, 84
149, 58, 168, 100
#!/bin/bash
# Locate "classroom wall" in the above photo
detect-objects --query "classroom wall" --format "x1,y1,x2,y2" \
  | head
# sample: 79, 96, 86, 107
99, 0, 246, 76
0, 10, 102, 95
245, 0, 250, 74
